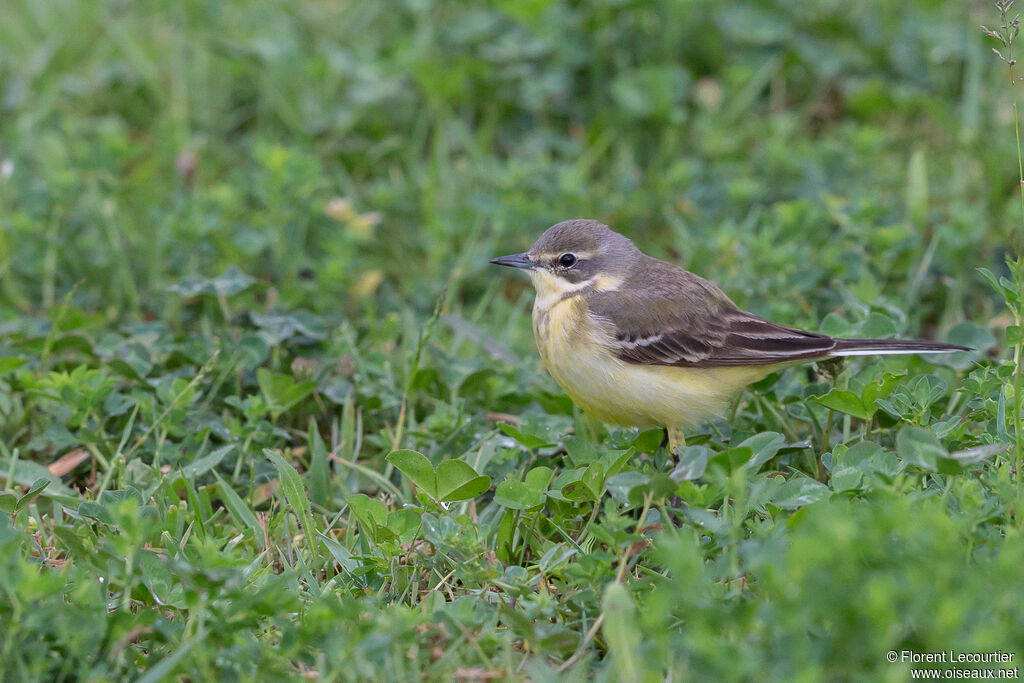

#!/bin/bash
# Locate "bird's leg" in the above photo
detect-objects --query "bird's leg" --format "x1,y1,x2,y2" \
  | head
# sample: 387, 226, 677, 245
667, 426, 686, 461
666, 426, 687, 519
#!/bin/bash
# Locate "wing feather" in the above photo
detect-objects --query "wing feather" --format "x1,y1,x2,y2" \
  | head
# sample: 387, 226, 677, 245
587, 260, 837, 368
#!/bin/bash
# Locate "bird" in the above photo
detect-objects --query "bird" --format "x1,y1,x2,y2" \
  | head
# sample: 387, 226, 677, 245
490, 219, 969, 457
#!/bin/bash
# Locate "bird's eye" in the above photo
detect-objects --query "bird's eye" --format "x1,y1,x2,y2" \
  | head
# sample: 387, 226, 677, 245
558, 253, 577, 268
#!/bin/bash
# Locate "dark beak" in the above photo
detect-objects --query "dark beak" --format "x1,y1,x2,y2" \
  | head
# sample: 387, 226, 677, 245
489, 252, 536, 269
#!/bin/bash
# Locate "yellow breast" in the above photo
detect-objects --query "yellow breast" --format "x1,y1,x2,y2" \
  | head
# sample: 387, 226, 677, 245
528, 271, 770, 430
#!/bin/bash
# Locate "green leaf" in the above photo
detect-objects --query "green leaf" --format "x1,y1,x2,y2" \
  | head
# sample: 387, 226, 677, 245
562, 462, 604, 502
602, 582, 642, 681
496, 422, 553, 449
386, 508, 422, 544
347, 493, 387, 528
308, 420, 329, 508
740, 432, 785, 470
830, 467, 863, 492
861, 371, 907, 410
773, 477, 829, 509
319, 532, 359, 572
213, 472, 260, 532
538, 544, 577, 574
494, 479, 545, 510
842, 441, 883, 467
257, 369, 316, 417
813, 389, 870, 420
264, 449, 318, 562
624, 472, 679, 505
0, 357, 26, 378
385, 450, 491, 502
434, 459, 486, 500
906, 147, 928, 227
670, 445, 709, 481
563, 435, 598, 465
0, 460, 76, 502
606, 472, 648, 505
1008, 325, 1024, 345
0, 492, 16, 513
78, 501, 114, 526
441, 474, 491, 501
494, 466, 552, 509
524, 466, 554, 492
181, 445, 233, 479
708, 446, 753, 474
895, 425, 947, 471
265, 449, 309, 517
387, 449, 438, 499
978, 267, 1003, 297
15, 478, 51, 513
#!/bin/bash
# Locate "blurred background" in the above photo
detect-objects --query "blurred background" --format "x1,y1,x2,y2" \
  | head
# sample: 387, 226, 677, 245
3, 1, 1023, 677
0, 0, 1013, 339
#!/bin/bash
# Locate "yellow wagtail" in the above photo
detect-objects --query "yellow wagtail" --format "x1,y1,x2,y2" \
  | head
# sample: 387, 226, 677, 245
490, 219, 968, 456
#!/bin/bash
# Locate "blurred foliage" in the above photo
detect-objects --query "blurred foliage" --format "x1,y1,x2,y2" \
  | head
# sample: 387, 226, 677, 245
0, 0, 1021, 679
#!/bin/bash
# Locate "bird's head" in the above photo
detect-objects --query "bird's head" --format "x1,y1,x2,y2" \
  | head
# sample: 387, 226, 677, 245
489, 219, 640, 299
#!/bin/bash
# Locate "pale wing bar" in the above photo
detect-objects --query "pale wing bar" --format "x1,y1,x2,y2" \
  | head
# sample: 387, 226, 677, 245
612, 314, 838, 368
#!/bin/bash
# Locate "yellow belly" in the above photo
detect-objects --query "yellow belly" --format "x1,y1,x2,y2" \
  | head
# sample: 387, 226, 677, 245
532, 296, 771, 430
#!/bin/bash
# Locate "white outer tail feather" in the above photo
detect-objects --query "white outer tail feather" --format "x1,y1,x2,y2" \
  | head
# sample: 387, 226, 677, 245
830, 348, 958, 357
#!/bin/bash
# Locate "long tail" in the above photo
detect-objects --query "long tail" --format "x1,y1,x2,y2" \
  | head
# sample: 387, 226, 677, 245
830, 338, 970, 357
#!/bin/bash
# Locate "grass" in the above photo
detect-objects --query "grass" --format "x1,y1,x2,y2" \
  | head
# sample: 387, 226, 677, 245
0, 0, 1022, 679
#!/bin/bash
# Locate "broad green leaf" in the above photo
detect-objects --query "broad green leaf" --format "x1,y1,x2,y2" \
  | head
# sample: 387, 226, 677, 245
494, 479, 546, 510
606, 471, 647, 504
670, 445, 709, 481
78, 501, 114, 525
563, 435, 599, 465
386, 508, 422, 544
772, 477, 829, 509
524, 466, 554, 492
347, 493, 387, 528
386, 450, 491, 502
895, 425, 946, 471
842, 441, 883, 467
387, 449, 438, 499
861, 371, 907, 410
496, 422, 553, 449
443, 474, 491, 501
581, 461, 605, 499
257, 369, 316, 417
709, 446, 753, 474
625, 472, 678, 506
830, 467, 862, 492
813, 389, 870, 420
630, 428, 666, 454
603, 448, 634, 479
740, 432, 785, 470
0, 492, 16, 513
562, 462, 604, 502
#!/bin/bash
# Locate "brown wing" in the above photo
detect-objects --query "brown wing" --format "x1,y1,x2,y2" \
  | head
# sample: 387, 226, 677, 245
608, 312, 837, 367
587, 259, 837, 368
